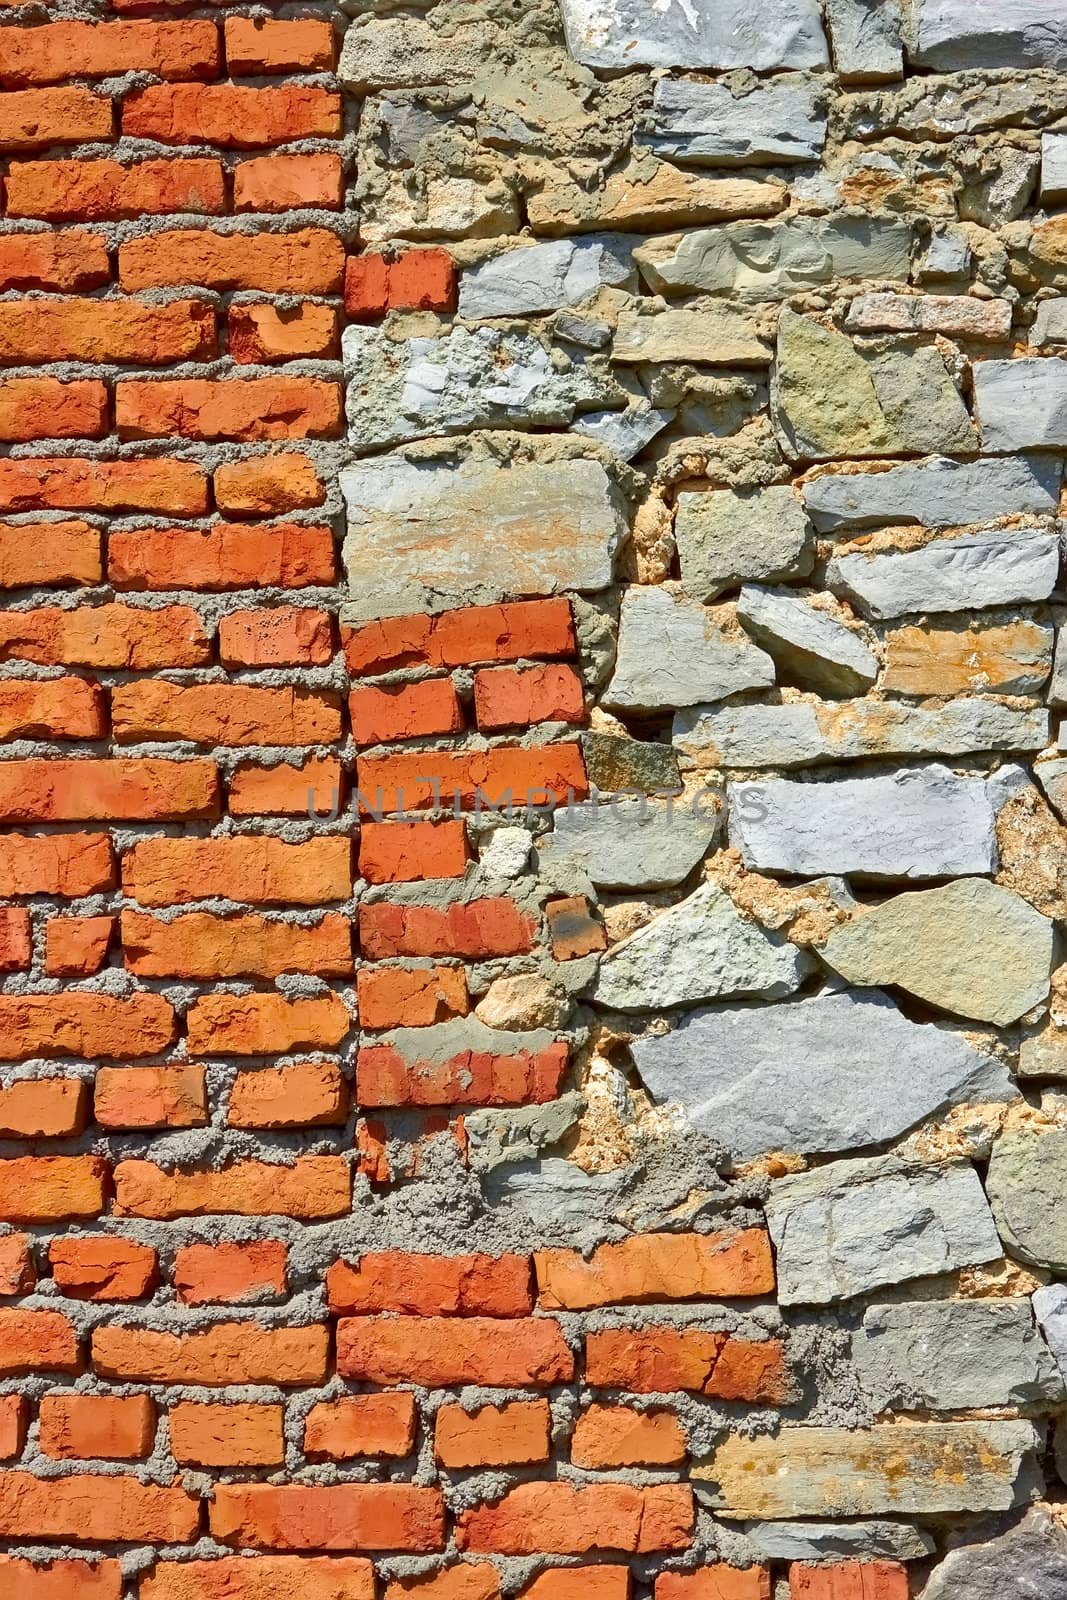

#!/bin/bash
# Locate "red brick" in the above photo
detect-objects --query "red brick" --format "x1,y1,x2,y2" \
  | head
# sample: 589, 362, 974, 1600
585, 1329, 790, 1402
109, 522, 335, 590
0, 21, 219, 86
571, 1405, 686, 1468
0, 1307, 79, 1374
225, 16, 334, 72
174, 1240, 288, 1305
0, 1471, 200, 1543
305, 1394, 417, 1460
357, 964, 469, 1029
0, 676, 106, 739
92, 1321, 329, 1386
523, 1573, 631, 1600
0, 298, 216, 364
788, 1564, 908, 1600
0, 87, 112, 150
359, 898, 535, 959
5, 157, 225, 221
39, 1393, 155, 1461
0, 906, 30, 972
112, 1156, 351, 1219
474, 665, 585, 731
357, 744, 587, 814
0, 833, 114, 896
121, 909, 351, 980
112, 681, 342, 745
209, 1483, 446, 1552
0, 1155, 107, 1222
356, 1038, 567, 1108
185, 991, 350, 1055
235, 152, 344, 212
385, 1568, 501, 1600
343, 599, 575, 674
214, 454, 325, 516
655, 1570, 771, 1600
140, 1557, 375, 1600
220, 606, 333, 665
0, 992, 175, 1061
359, 819, 469, 883
0, 457, 209, 517
326, 1251, 533, 1316
337, 1316, 573, 1387
457, 1484, 693, 1555
50, 1236, 158, 1301
0, 603, 210, 668
0, 1078, 87, 1137
0, 759, 219, 822
435, 1402, 550, 1468
0, 1233, 34, 1296
228, 756, 342, 817
0, 1395, 27, 1461
0, 378, 107, 442
116, 376, 341, 441
119, 227, 344, 293
124, 83, 341, 145
94, 1064, 208, 1129
170, 1402, 285, 1467
349, 678, 463, 745
227, 1060, 348, 1128
345, 250, 456, 318
0, 519, 101, 587
0, 1559, 122, 1600
0, 231, 109, 291
535, 1230, 775, 1309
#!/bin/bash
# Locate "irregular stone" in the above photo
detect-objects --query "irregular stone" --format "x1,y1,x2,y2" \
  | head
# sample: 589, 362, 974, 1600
1043, 135, 1067, 207
821, 878, 1054, 1025
676, 486, 815, 603
340, 452, 627, 621
359, 172, 520, 245
987, 1123, 1067, 1272
764, 1153, 1003, 1305
570, 404, 675, 462
475, 975, 568, 1031
975, 358, 1067, 451
636, 216, 913, 298
557, 0, 829, 70
602, 588, 774, 714
728, 764, 997, 879
1032, 299, 1067, 348
1034, 1283, 1067, 1378
630, 989, 1014, 1161
922, 1505, 1067, 1600
1019, 1025, 1067, 1080
826, 527, 1061, 618
743, 1521, 934, 1563
1035, 757, 1067, 823
917, 225, 972, 281
466, 1095, 585, 1172
538, 798, 718, 890
824, 0, 904, 81
339, 17, 480, 91
801, 455, 1060, 532
483, 1156, 627, 1222
639, 75, 827, 167
592, 882, 813, 1012
479, 827, 532, 879
457, 237, 636, 320
846, 292, 1013, 339
525, 159, 786, 235
855, 1300, 1064, 1411
883, 618, 1053, 697
697, 1421, 1040, 1516
581, 731, 682, 796
908, 0, 1067, 70
735, 586, 878, 696
613, 308, 772, 366
674, 697, 1048, 770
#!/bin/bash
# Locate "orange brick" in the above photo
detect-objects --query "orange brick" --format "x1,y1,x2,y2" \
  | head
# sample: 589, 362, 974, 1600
359, 819, 469, 883
214, 454, 325, 516
0, 20, 219, 86
0, 1307, 79, 1375
235, 152, 344, 212
356, 1037, 567, 1109
225, 16, 334, 71
0, 1155, 107, 1223
585, 1329, 789, 1403
229, 302, 339, 363
0, 833, 114, 895
229, 756, 342, 817
0, 87, 112, 150
0, 1078, 87, 1138
344, 599, 576, 674
0, 1558, 122, 1600
337, 1316, 572, 1387
185, 991, 350, 1055
220, 606, 333, 665
92, 1321, 329, 1386
788, 1564, 908, 1600
435, 1402, 550, 1468
536, 1231, 775, 1309
111, 681, 342, 745
357, 744, 587, 815
0, 1233, 34, 1295
116, 377, 342, 441
50, 1236, 158, 1301
0, 991, 175, 1061
121, 909, 351, 980
119, 227, 344, 294
522, 1573, 631, 1600
0, 520, 101, 587
349, 678, 463, 745
0, 457, 209, 517
110, 521, 335, 590
359, 898, 534, 959
140, 1557, 374, 1600
125, 836, 351, 906
0, 906, 30, 972
94, 1065, 208, 1129
0, 231, 109, 291
5, 157, 225, 221
571, 1404, 686, 1468
474, 664, 585, 731
170, 1402, 285, 1467
457, 1484, 692, 1555
655, 1569, 771, 1600
39, 1393, 155, 1461
357, 964, 469, 1029
210, 1482, 445, 1552
45, 916, 113, 976
124, 83, 341, 145
0, 1471, 199, 1543
0, 676, 105, 739
173, 1239, 287, 1305
345, 250, 456, 317
0, 603, 210, 668
305, 1394, 417, 1461
0, 298, 216, 364
112, 1156, 350, 1219
327, 1252, 532, 1316
0, 1395, 27, 1461
0, 378, 107, 442
385, 1568, 501, 1600
227, 1060, 348, 1128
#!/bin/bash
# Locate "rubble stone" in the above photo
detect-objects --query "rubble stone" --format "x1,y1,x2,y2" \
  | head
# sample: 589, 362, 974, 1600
855, 1300, 1064, 1410
676, 486, 815, 603
537, 799, 718, 890
801, 456, 1060, 532
987, 1124, 1067, 1273
826, 527, 1061, 618
636, 216, 913, 297
557, 0, 829, 71
922, 1506, 1067, 1600
602, 588, 775, 714
457, 238, 636, 320
640, 75, 827, 167
736, 586, 877, 696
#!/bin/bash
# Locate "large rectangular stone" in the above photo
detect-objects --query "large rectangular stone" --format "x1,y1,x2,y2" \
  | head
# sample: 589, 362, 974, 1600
457, 238, 635, 320
640, 75, 827, 166
612, 308, 772, 365
908, 0, 1067, 70
882, 618, 1054, 697
802, 455, 1060, 532
826, 526, 1060, 618
636, 217, 912, 298
558, 0, 829, 70
974, 358, 1067, 451
340, 451, 627, 621
855, 1301, 1064, 1411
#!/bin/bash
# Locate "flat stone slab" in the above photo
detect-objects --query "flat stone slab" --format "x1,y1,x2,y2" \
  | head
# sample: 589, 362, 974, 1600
630, 988, 1015, 1162
728, 764, 998, 880
908, 0, 1067, 70
602, 588, 775, 713
922, 1506, 1067, 1600
1034, 1283, 1067, 1380
743, 1520, 934, 1563
636, 216, 913, 298
975, 358, 1067, 451
802, 455, 1060, 532
987, 1124, 1067, 1273
676, 486, 814, 603
855, 1300, 1064, 1411
538, 798, 718, 890
592, 882, 814, 1012
640, 74, 827, 166
457, 237, 635, 320
340, 451, 626, 621
764, 1154, 1003, 1305
820, 878, 1054, 1025
826, 527, 1061, 618
846, 293, 1013, 339
558, 0, 829, 70
736, 585, 878, 696
612, 307, 772, 365
882, 618, 1054, 697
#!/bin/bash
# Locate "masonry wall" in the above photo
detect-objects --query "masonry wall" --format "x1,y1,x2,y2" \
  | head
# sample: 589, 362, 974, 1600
2, 0, 1067, 1595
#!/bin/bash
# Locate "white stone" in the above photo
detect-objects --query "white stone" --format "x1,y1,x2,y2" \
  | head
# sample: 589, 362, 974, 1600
457, 238, 635, 320
974, 357, 1067, 451
558, 0, 829, 71
826, 526, 1061, 618
908, 0, 1067, 71
636, 216, 913, 298
1042, 133, 1067, 205
1032, 299, 1067, 349
570, 404, 675, 462
640, 75, 827, 167
538, 798, 719, 890
480, 827, 533, 879
736, 586, 878, 696
602, 587, 775, 714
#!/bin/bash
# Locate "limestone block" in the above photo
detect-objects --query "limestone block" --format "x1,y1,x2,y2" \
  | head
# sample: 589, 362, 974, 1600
557, 0, 829, 71
801, 455, 1060, 532
640, 75, 827, 167
826, 527, 1061, 617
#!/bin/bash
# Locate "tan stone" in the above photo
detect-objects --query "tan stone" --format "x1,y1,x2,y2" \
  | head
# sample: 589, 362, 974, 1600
524, 157, 785, 235
614, 308, 773, 366
883, 619, 1053, 697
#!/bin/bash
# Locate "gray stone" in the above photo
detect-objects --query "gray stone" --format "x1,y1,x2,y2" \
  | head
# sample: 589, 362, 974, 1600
340, 451, 626, 621
676, 486, 815, 602
640, 74, 827, 167
728, 764, 997, 879
556, 313, 613, 351
466, 1095, 585, 1172
1035, 756, 1067, 821
699, 1421, 1040, 1516
826, 527, 1061, 618
802, 455, 1060, 532
636, 216, 913, 298
743, 1521, 934, 1563
856, 1300, 1064, 1411
917, 226, 973, 281
846, 292, 1013, 340
612, 307, 772, 365
581, 732, 682, 796
908, 0, 1067, 70
538, 798, 718, 890
922, 1506, 1067, 1600
457, 237, 636, 320
987, 1124, 1067, 1273
570, 404, 675, 462
674, 698, 1049, 771
975, 358, 1067, 451
1043, 134, 1067, 205
593, 882, 814, 1012
557, 0, 829, 71
631, 989, 1015, 1163
1034, 1283, 1067, 1381
1019, 1026, 1067, 1080
736, 586, 878, 696
602, 588, 775, 714
824, 0, 904, 81
483, 1157, 627, 1223
1033, 299, 1067, 349
764, 1154, 1003, 1305
821, 878, 1054, 1026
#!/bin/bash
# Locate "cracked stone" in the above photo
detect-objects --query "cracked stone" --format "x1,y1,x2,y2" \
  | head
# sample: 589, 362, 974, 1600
735, 586, 877, 697
801, 455, 1060, 532
824, 0, 904, 81
639, 74, 827, 166
557, 0, 829, 70
602, 588, 775, 714
457, 237, 636, 319
826, 526, 1061, 618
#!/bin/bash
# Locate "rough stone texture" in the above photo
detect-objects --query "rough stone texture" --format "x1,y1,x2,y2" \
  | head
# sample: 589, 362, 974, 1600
640, 75, 827, 167
826, 527, 1061, 618
908, 0, 1067, 70
987, 1125, 1067, 1273
537, 799, 718, 889
612, 307, 773, 365
743, 1522, 934, 1563
922, 1507, 1067, 1600
676, 487, 815, 602
824, 0, 904, 80
975, 358, 1067, 451
602, 587, 775, 713
557, 0, 829, 70
458, 238, 636, 319
855, 1300, 1065, 1410
801, 456, 1060, 531
636, 216, 913, 296
736, 586, 878, 696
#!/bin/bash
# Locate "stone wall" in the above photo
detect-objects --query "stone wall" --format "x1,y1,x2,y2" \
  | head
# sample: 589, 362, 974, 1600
0, 0, 1066, 1595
